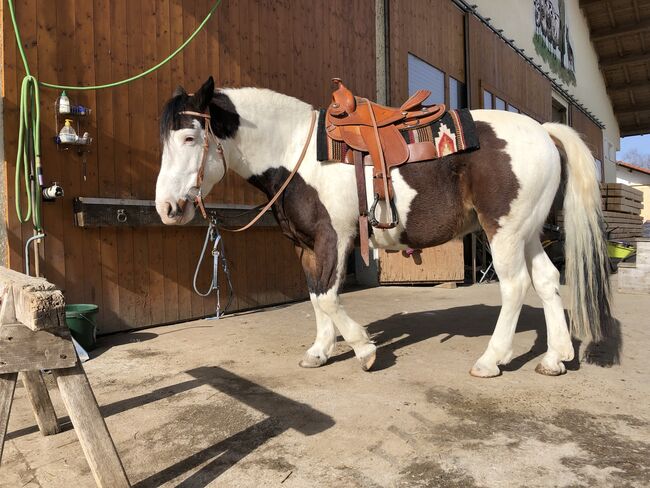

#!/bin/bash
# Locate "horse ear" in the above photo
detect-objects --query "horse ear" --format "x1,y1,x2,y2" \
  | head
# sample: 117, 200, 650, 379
194, 76, 215, 110
172, 85, 186, 97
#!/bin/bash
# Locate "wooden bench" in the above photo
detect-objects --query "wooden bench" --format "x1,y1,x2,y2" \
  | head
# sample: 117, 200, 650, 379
0, 267, 129, 487
325, 78, 446, 262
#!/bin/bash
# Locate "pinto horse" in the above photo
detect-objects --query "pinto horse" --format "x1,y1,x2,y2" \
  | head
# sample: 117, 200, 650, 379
155, 77, 612, 377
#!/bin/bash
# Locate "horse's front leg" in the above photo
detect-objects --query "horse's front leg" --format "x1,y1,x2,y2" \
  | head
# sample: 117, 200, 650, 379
296, 243, 376, 371
299, 293, 337, 368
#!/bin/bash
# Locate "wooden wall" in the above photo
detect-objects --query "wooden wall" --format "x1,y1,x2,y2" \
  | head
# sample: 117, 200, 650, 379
570, 105, 604, 162
1, 0, 376, 333
468, 16, 552, 121
388, 0, 466, 103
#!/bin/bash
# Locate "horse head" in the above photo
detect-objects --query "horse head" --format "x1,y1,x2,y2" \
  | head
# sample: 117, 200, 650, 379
156, 76, 239, 224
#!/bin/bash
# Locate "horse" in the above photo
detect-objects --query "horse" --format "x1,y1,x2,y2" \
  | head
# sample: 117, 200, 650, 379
155, 76, 612, 378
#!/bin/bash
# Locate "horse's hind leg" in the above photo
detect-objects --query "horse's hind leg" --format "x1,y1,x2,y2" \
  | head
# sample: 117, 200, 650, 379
471, 234, 531, 377
525, 238, 574, 375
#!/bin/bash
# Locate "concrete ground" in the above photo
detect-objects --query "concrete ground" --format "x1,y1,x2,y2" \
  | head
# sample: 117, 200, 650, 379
2, 283, 649, 487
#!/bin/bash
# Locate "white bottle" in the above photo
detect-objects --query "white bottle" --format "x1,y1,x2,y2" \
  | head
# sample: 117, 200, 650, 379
58, 91, 70, 114
59, 119, 78, 143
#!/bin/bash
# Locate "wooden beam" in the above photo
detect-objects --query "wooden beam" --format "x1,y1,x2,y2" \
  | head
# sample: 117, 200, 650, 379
580, 0, 629, 7
591, 18, 650, 41
620, 126, 650, 136
0, 373, 18, 464
600, 51, 650, 69
54, 364, 130, 487
607, 78, 650, 91
615, 103, 650, 116
73, 197, 278, 228
20, 371, 60, 436
0, 267, 66, 332
0, 324, 77, 374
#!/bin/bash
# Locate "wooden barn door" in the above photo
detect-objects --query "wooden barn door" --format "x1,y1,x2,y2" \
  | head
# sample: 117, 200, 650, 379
378, 0, 467, 284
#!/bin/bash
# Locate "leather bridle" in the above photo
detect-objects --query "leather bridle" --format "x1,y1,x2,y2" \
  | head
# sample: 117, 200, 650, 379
175, 109, 317, 233
176, 109, 224, 220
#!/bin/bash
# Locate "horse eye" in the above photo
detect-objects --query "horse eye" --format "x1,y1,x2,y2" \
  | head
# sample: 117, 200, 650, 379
184, 136, 195, 144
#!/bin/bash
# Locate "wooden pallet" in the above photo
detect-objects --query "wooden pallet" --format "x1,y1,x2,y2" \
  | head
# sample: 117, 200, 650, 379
601, 183, 644, 202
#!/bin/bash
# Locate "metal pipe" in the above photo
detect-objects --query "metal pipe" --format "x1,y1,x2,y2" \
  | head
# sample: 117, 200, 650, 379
463, 7, 472, 108
25, 233, 45, 276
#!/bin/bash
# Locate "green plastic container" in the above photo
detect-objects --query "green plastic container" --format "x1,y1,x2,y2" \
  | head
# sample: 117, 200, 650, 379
65, 304, 99, 351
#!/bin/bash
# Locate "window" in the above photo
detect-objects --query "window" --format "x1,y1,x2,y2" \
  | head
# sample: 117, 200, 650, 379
483, 90, 493, 109
594, 159, 603, 182
552, 98, 568, 124
449, 77, 467, 109
408, 53, 444, 105
483, 88, 522, 114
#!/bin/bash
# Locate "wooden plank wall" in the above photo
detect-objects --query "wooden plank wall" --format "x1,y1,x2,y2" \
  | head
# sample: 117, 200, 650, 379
468, 16, 552, 121
388, 0, 466, 103
1, 0, 376, 333
570, 105, 604, 162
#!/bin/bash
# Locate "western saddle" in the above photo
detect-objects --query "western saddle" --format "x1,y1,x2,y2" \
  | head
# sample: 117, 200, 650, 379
325, 78, 446, 264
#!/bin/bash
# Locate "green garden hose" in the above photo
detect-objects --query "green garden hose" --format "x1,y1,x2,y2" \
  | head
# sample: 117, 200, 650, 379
7, 0, 222, 231
15, 75, 42, 229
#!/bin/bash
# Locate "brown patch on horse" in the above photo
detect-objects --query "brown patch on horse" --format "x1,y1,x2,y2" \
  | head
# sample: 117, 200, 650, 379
250, 168, 339, 295
399, 121, 519, 246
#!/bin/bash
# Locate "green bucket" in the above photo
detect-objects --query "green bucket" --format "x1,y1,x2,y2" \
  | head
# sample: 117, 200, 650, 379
65, 304, 99, 351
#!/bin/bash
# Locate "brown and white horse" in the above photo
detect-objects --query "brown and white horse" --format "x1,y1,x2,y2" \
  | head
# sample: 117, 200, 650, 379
155, 77, 612, 377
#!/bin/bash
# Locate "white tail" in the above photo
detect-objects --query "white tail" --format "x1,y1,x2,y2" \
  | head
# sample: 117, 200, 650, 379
543, 123, 611, 343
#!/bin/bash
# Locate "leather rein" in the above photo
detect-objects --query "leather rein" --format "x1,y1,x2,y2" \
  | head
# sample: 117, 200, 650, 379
177, 109, 317, 233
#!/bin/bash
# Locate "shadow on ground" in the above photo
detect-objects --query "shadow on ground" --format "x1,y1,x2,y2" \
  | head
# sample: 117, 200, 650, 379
329, 304, 622, 373
133, 366, 333, 487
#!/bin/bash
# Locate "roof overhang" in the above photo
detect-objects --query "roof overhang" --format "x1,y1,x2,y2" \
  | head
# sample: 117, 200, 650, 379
617, 160, 650, 174
580, 0, 650, 137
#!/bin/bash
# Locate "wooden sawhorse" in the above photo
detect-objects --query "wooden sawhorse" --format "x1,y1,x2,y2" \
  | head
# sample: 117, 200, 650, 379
0, 267, 130, 487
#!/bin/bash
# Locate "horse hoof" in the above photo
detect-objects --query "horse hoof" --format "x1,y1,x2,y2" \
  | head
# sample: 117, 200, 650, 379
357, 344, 377, 371
535, 361, 566, 376
469, 362, 501, 378
299, 353, 327, 369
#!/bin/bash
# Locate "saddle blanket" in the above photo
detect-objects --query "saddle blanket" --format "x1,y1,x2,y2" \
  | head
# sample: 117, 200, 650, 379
317, 107, 480, 163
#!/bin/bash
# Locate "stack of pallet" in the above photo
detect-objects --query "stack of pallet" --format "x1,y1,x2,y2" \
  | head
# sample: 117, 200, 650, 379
601, 183, 644, 241
556, 183, 644, 241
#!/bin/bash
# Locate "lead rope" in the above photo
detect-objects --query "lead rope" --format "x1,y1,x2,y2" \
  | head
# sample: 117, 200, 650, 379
193, 218, 234, 318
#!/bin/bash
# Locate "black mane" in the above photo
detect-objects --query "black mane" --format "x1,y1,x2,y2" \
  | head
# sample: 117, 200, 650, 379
159, 90, 240, 143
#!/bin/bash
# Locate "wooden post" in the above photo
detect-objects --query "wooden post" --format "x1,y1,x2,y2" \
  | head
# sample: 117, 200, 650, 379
54, 364, 130, 488
0, 372, 18, 464
20, 371, 60, 435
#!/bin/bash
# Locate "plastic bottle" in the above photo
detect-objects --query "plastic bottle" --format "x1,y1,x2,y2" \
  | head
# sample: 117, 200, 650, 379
58, 91, 71, 114
59, 119, 78, 143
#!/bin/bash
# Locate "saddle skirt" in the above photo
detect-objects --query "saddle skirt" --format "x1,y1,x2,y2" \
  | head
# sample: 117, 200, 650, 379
318, 106, 480, 167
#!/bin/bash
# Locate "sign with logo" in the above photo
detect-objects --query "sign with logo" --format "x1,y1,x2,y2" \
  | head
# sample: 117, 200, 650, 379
533, 0, 576, 86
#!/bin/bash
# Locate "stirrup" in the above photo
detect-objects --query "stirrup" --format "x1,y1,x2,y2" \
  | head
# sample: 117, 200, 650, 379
368, 193, 399, 230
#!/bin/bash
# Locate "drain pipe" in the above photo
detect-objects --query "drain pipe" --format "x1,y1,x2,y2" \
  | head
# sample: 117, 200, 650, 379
25, 232, 45, 276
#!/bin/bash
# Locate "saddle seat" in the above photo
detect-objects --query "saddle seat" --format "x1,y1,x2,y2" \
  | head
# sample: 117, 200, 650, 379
325, 78, 446, 199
